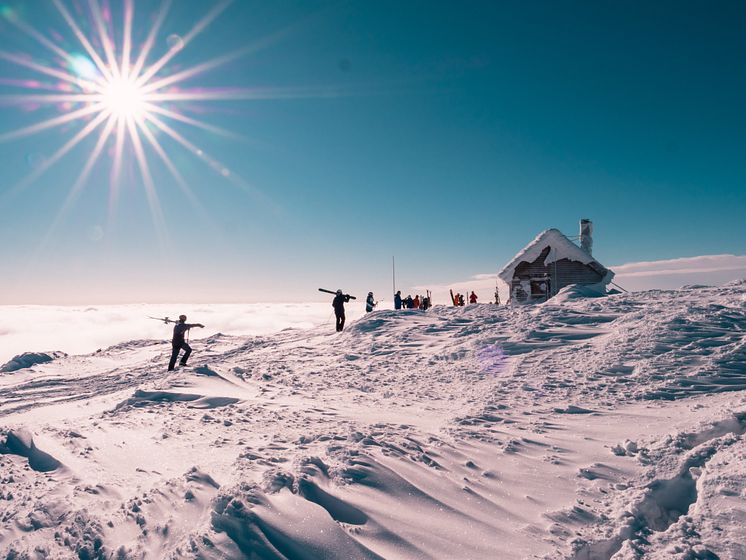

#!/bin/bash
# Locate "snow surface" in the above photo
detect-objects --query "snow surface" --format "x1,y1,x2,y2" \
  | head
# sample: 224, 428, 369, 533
1, 281, 745, 559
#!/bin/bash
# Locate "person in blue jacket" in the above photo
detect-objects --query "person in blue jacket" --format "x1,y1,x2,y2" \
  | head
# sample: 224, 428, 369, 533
394, 290, 403, 310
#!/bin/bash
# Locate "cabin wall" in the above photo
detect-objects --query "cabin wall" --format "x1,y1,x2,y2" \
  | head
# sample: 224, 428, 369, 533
509, 246, 606, 301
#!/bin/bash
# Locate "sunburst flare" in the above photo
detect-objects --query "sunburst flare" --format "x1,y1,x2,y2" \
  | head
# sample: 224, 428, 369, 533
0, 0, 262, 243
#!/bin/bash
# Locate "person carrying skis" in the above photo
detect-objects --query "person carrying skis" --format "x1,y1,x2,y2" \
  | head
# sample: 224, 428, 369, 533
168, 315, 204, 371
469, 291, 478, 304
332, 289, 351, 331
366, 292, 377, 313
394, 290, 403, 310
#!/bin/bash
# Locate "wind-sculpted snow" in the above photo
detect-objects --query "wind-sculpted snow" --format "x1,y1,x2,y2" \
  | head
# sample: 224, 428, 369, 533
0, 351, 67, 372
0, 283, 744, 558
0, 428, 62, 472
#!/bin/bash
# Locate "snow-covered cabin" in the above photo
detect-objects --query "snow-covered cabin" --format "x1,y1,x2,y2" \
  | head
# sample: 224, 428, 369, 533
498, 220, 614, 303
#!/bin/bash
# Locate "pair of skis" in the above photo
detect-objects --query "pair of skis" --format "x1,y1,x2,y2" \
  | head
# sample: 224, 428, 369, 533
148, 316, 178, 324
319, 288, 357, 300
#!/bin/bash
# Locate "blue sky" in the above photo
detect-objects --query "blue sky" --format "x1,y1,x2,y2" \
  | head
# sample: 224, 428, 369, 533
0, 0, 744, 304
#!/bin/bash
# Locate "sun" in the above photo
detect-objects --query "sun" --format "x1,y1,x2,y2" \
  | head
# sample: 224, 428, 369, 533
1, 0, 329, 247
101, 76, 146, 121
0, 0, 251, 245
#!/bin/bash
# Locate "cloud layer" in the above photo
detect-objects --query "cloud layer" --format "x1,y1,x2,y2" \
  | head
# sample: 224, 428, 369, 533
609, 254, 746, 292
0, 302, 366, 364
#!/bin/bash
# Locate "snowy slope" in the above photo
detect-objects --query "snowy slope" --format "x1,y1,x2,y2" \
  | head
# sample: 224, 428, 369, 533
1, 281, 745, 559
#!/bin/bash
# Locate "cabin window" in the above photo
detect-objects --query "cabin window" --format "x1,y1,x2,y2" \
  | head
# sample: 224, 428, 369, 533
530, 279, 550, 299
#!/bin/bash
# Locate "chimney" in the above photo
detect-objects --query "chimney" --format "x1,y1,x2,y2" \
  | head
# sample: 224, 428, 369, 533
580, 219, 593, 255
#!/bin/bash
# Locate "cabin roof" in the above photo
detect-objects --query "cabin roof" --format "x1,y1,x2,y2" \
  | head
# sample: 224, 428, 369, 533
498, 228, 609, 283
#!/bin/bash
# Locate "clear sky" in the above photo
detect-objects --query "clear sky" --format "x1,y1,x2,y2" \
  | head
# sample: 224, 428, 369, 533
0, 0, 744, 304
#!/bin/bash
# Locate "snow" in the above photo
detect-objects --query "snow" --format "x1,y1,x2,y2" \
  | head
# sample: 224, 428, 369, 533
1, 351, 66, 372
497, 228, 614, 286
1, 281, 745, 558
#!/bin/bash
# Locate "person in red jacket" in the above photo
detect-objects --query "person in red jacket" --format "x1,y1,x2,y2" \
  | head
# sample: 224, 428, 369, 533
413, 294, 421, 309
469, 291, 478, 304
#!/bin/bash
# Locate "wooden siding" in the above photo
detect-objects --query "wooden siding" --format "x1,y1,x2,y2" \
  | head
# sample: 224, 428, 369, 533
510, 246, 607, 297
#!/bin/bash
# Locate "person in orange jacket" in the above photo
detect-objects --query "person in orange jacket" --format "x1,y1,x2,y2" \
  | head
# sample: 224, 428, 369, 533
469, 291, 478, 304
413, 294, 421, 309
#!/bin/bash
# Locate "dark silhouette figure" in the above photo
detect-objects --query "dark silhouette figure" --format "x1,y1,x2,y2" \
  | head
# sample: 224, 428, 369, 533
168, 315, 204, 370
469, 291, 478, 304
332, 289, 351, 331
394, 290, 402, 310
366, 292, 377, 313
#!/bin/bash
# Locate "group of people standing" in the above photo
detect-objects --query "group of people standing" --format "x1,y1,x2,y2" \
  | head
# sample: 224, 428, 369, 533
393, 291, 432, 311
451, 291, 478, 306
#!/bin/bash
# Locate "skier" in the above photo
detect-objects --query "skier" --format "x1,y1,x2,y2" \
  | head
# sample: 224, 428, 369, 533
168, 315, 204, 371
332, 289, 351, 331
366, 292, 377, 313
458, 293, 465, 306
413, 294, 421, 309
404, 295, 414, 309
469, 291, 478, 304
394, 290, 403, 310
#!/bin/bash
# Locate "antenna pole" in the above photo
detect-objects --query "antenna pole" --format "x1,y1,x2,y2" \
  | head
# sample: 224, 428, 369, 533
392, 255, 396, 297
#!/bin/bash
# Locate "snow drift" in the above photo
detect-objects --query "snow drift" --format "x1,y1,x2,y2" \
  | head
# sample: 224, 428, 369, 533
0, 351, 66, 372
0, 281, 745, 558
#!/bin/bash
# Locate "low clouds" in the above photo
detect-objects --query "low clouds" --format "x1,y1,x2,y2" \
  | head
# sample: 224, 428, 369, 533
611, 254, 746, 277
610, 254, 746, 292
0, 303, 366, 364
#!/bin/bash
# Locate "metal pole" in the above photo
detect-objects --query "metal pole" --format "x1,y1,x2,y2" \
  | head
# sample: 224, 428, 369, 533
392, 256, 396, 297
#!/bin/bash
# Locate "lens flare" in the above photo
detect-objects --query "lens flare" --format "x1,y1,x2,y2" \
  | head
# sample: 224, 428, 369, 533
0, 0, 261, 244
102, 76, 145, 120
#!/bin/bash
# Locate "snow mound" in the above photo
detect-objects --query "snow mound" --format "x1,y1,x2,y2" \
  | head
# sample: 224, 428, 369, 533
1, 351, 66, 372
551, 283, 611, 302
114, 389, 240, 410
0, 428, 62, 472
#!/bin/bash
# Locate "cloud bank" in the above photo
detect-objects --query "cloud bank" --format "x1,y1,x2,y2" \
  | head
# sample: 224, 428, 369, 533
0, 302, 366, 364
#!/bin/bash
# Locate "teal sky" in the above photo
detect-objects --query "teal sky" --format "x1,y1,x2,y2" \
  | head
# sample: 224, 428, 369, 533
0, 0, 744, 304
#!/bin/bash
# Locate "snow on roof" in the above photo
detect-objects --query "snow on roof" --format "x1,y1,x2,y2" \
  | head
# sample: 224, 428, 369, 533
498, 228, 607, 282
